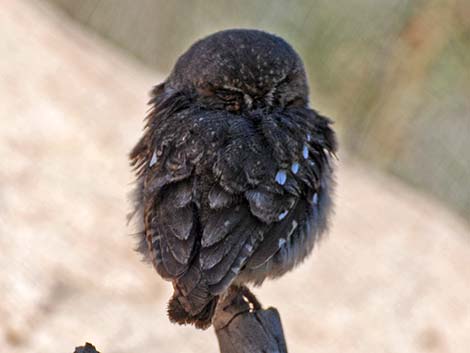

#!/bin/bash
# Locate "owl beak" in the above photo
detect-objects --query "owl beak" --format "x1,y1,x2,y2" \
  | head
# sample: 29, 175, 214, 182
243, 94, 253, 110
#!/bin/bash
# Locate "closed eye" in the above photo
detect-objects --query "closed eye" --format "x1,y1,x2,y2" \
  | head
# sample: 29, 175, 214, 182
285, 97, 306, 107
271, 75, 306, 108
216, 89, 242, 102
215, 89, 244, 112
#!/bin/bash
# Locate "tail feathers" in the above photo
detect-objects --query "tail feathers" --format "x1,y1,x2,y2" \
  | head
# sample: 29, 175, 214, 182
168, 294, 218, 329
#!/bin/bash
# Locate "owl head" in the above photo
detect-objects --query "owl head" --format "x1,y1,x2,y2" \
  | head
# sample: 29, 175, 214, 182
159, 29, 309, 113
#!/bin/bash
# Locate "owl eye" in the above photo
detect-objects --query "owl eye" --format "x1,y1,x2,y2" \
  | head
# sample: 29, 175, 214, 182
286, 97, 305, 107
216, 89, 239, 102
215, 89, 244, 112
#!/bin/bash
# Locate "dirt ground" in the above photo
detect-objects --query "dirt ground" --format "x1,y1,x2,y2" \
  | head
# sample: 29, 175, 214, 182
1, 2, 469, 353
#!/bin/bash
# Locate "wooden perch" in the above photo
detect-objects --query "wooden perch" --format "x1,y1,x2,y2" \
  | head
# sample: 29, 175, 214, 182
73, 287, 287, 353
213, 286, 288, 353
73, 342, 100, 353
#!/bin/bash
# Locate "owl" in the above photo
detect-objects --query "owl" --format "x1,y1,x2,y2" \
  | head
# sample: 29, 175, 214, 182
130, 29, 337, 329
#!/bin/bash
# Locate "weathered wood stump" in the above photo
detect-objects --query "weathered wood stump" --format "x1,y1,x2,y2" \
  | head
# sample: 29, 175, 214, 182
74, 342, 100, 353
73, 286, 287, 353
213, 286, 288, 353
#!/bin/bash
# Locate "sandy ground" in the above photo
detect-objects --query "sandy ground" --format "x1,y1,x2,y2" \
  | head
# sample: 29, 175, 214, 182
1, 1, 469, 352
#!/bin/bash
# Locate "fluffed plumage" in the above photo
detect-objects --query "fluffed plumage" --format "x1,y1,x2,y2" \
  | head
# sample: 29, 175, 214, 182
129, 29, 337, 329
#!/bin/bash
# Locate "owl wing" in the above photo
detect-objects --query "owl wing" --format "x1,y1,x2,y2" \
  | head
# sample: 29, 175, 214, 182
131, 104, 333, 300
131, 105, 211, 281
203, 109, 334, 285
242, 109, 336, 272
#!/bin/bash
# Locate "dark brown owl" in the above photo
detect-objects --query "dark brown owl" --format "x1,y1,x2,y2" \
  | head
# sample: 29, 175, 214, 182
130, 29, 337, 329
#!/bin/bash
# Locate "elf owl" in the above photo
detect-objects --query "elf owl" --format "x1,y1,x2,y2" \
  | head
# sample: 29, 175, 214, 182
130, 29, 337, 329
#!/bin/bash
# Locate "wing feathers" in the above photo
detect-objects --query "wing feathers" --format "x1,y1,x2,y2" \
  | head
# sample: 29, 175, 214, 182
208, 184, 236, 209
208, 233, 259, 295
246, 200, 306, 270
133, 103, 335, 322
154, 181, 197, 272
245, 189, 296, 223
201, 207, 245, 248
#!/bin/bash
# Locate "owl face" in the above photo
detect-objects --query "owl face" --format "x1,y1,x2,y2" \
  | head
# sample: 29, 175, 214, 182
167, 29, 309, 113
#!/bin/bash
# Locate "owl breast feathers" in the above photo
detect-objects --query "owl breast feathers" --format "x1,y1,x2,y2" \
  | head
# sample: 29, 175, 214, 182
129, 29, 337, 329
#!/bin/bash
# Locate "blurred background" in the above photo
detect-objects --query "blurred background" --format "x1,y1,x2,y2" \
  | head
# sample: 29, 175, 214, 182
1, 0, 469, 352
